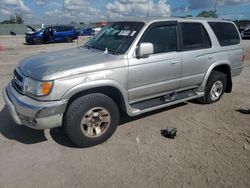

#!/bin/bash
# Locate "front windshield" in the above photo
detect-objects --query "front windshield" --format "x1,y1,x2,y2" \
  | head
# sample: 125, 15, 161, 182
85, 22, 145, 54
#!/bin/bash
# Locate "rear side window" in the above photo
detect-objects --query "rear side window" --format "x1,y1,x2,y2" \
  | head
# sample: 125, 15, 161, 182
64, 26, 73, 31
208, 22, 240, 46
181, 23, 211, 51
141, 25, 177, 54
55, 26, 72, 32
54, 26, 64, 32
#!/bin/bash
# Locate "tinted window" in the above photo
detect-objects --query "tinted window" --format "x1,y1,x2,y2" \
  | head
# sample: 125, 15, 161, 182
53, 26, 64, 32
53, 26, 60, 32
64, 26, 73, 31
54, 26, 72, 32
208, 22, 240, 46
141, 25, 177, 54
181, 23, 211, 51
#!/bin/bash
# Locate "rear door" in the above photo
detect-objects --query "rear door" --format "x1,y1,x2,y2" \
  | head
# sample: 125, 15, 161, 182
128, 22, 182, 102
179, 22, 213, 89
53, 26, 66, 42
208, 21, 243, 73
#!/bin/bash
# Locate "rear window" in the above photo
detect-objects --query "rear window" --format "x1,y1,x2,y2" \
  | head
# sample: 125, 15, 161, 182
181, 23, 211, 51
64, 26, 73, 31
208, 22, 240, 46
54, 26, 73, 32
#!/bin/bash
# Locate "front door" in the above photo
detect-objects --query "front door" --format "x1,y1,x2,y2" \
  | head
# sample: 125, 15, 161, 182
128, 22, 182, 103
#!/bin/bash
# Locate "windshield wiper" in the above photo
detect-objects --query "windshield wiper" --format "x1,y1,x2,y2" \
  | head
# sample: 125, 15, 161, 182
103, 48, 120, 55
109, 50, 121, 55
84, 45, 103, 51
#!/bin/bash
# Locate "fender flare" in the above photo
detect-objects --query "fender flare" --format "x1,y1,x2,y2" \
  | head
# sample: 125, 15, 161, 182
62, 80, 135, 116
198, 61, 231, 92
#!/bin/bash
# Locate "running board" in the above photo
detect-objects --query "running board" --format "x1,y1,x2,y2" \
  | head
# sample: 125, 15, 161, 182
130, 89, 204, 115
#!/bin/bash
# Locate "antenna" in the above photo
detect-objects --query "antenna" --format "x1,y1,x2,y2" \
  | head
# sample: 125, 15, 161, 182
214, 0, 217, 14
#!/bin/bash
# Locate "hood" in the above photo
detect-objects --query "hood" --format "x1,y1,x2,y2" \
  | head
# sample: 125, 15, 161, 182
18, 48, 126, 80
25, 25, 45, 35
26, 25, 37, 32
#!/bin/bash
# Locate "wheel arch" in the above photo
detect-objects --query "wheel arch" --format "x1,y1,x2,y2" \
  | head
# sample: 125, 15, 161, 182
63, 81, 129, 115
198, 62, 232, 93
33, 37, 44, 44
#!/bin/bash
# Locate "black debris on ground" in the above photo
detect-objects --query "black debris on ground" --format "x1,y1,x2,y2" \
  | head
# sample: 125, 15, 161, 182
161, 127, 177, 139
236, 108, 250, 114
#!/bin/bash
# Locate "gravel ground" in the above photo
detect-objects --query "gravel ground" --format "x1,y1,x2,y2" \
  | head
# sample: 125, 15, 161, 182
0, 36, 250, 188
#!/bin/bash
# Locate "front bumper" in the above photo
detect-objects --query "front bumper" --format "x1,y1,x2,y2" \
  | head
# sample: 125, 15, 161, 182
3, 83, 68, 130
25, 36, 34, 44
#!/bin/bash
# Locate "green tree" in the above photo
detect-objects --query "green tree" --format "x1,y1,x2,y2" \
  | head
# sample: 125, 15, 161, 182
197, 10, 218, 18
9, 15, 16, 23
70, 21, 77, 25
15, 14, 24, 24
0, 14, 24, 24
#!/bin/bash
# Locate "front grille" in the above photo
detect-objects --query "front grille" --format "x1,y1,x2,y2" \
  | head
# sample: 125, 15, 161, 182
12, 69, 25, 94
14, 69, 23, 82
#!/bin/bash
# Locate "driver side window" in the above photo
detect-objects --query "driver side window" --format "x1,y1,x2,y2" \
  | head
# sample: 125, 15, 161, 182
141, 25, 177, 54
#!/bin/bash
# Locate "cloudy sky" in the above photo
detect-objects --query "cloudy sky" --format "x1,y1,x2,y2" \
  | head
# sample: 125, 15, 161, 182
0, 0, 250, 24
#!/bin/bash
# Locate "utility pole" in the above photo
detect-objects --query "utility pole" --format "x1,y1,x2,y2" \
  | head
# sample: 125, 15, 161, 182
147, 3, 150, 17
214, 0, 218, 15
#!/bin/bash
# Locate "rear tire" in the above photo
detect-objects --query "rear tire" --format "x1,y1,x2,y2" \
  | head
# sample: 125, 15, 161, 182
197, 71, 227, 104
64, 93, 120, 147
65, 36, 73, 43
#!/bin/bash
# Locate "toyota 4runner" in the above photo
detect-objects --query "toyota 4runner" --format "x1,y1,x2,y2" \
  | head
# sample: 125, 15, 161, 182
3, 18, 244, 147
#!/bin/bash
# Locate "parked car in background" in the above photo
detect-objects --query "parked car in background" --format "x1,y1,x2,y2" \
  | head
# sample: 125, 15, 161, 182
25, 25, 78, 44
79, 28, 93, 36
241, 27, 250, 39
92, 25, 107, 35
92, 27, 102, 35
239, 23, 250, 32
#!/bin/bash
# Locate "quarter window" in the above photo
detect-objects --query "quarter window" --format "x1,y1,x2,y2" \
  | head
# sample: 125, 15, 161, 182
208, 22, 240, 46
181, 23, 211, 51
141, 25, 177, 54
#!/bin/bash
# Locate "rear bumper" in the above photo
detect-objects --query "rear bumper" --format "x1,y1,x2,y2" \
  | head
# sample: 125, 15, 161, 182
232, 65, 243, 77
3, 83, 68, 130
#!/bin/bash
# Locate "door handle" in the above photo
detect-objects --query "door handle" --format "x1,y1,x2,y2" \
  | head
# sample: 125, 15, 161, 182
170, 61, 179, 66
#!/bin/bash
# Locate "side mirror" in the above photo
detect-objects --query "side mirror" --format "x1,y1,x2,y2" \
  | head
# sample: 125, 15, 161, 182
136, 42, 154, 58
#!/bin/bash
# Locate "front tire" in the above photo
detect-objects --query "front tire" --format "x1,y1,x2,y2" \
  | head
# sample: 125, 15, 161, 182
198, 71, 227, 104
64, 93, 120, 147
34, 38, 43, 45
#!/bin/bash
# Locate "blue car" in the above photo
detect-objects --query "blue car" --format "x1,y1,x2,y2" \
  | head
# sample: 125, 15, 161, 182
25, 25, 78, 45
79, 28, 93, 36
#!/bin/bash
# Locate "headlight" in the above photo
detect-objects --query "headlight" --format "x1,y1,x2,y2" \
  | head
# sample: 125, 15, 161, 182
25, 78, 53, 96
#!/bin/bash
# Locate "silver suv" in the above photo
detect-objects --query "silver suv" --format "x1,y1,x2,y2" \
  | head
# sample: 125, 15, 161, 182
3, 18, 244, 147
